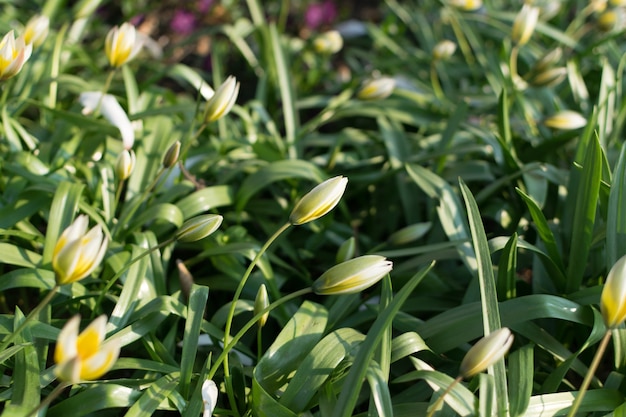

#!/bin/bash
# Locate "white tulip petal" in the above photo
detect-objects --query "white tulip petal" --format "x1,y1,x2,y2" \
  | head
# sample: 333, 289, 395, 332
79, 92, 135, 149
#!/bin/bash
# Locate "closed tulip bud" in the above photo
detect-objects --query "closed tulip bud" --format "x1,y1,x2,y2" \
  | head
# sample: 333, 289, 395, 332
601, 255, 626, 328
531, 48, 562, 74
53, 215, 108, 285
202, 379, 218, 417
529, 67, 567, 87
512, 4, 540, 46
313, 30, 343, 54
448, 0, 483, 11
388, 223, 432, 246
459, 328, 514, 379
54, 315, 120, 383
0, 30, 32, 80
176, 214, 223, 242
105, 22, 142, 67
24, 15, 49, 47
544, 110, 587, 130
289, 176, 348, 225
254, 284, 270, 327
204, 76, 239, 123
336, 237, 356, 263
357, 77, 396, 100
432, 40, 456, 61
115, 149, 135, 180
597, 10, 619, 31
312, 255, 393, 295
163, 141, 181, 168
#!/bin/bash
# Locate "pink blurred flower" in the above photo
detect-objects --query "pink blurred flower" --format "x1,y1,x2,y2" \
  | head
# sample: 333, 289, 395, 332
305, 1, 337, 29
197, 0, 214, 13
171, 10, 197, 35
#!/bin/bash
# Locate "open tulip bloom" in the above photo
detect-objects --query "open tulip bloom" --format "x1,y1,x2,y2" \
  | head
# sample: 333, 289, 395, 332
0, 30, 32, 80
105, 22, 143, 67
54, 315, 120, 383
52, 215, 108, 285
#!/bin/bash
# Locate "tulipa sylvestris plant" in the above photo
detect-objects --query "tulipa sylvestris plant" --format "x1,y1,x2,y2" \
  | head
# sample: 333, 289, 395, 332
356, 77, 396, 100
203, 75, 240, 123
289, 175, 348, 225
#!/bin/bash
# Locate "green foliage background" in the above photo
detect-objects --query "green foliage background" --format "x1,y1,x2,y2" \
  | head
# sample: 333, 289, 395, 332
2, 0, 626, 415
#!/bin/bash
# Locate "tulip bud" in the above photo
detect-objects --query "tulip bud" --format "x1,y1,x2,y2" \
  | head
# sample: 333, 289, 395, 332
54, 315, 120, 383
357, 77, 396, 100
388, 223, 432, 246
289, 176, 348, 225
529, 67, 567, 87
23, 15, 50, 47
176, 214, 223, 242
53, 215, 108, 285
176, 259, 194, 300
601, 254, 626, 328
254, 284, 270, 328
313, 30, 343, 54
312, 255, 393, 295
105, 22, 143, 67
448, 0, 483, 11
596, 9, 624, 32
204, 76, 240, 123
543, 110, 587, 130
115, 149, 135, 180
531, 48, 563, 74
0, 30, 32, 80
459, 327, 514, 379
163, 141, 181, 168
432, 40, 456, 61
511, 4, 540, 46
336, 237, 356, 263
202, 379, 218, 417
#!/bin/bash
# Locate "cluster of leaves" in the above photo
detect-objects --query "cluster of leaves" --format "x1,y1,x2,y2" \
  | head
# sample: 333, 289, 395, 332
2, 0, 626, 415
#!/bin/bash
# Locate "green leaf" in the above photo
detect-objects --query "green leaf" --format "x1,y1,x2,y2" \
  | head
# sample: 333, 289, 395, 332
236, 160, 325, 212
254, 301, 328, 393
508, 344, 534, 417
176, 185, 234, 219
279, 328, 365, 412
366, 362, 393, 417
124, 373, 180, 417
459, 180, 508, 414
607, 145, 626, 266
180, 284, 209, 399
566, 135, 602, 293
42, 182, 85, 264
332, 262, 433, 417
496, 233, 517, 300
525, 389, 622, 416
47, 385, 140, 416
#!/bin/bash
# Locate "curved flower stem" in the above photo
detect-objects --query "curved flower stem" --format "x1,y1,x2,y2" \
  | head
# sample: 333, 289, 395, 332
509, 45, 519, 84
426, 375, 463, 417
222, 223, 291, 375
430, 63, 444, 101
93, 69, 116, 115
28, 381, 70, 417
208, 287, 312, 380
0, 285, 60, 352
566, 329, 612, 417
222, 222, 291, 377
92, 237, 175, 318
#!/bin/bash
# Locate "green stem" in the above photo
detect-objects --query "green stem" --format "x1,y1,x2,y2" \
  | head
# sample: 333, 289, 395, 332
0, 285, 60, 352
430, 63, 444, 101
28, 381, 70, 417
111, 165, 166, 239
208, 287, 311, 380
93, 238, 175, 318
94, 69, 116, 115
566, 329, 612, 417
222, 222, 291, 376
425, 375, 463, 417
509, 45, 519, 84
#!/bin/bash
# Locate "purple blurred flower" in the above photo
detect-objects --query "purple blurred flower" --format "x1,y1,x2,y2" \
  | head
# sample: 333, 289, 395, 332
171, 10, 197, 35
197, 0, 214, 13
305, 0, 337, 29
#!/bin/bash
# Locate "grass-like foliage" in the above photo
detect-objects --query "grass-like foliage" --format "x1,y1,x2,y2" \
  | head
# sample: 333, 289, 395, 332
2, 0, 626, 415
